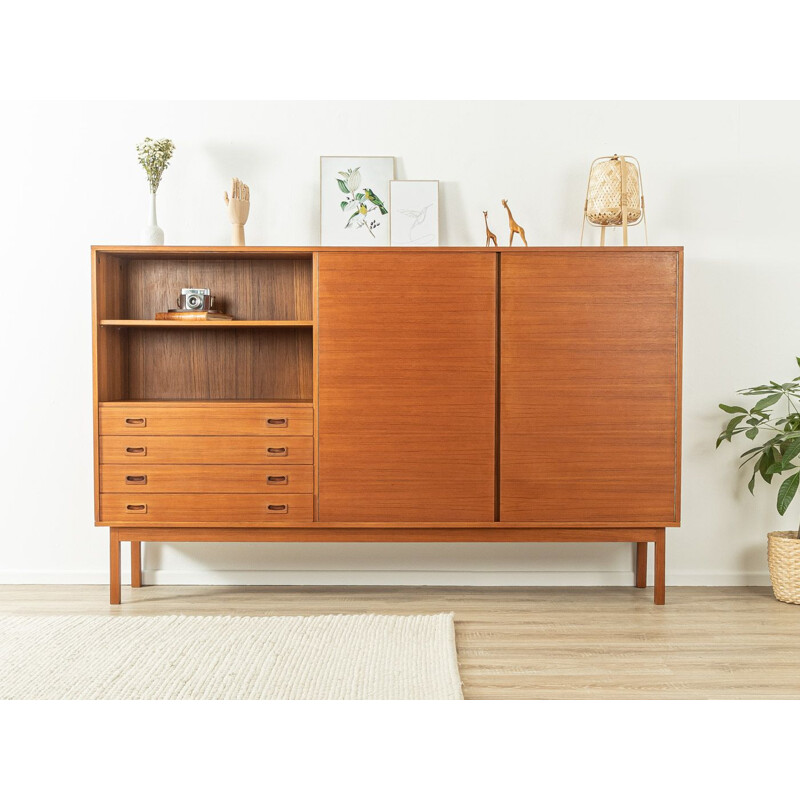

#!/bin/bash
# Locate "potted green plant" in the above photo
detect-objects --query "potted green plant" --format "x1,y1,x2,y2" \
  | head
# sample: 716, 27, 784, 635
717, 357, 800, 603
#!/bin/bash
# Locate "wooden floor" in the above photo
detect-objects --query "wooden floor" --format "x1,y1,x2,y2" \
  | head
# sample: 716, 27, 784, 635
0, 585, 797, 699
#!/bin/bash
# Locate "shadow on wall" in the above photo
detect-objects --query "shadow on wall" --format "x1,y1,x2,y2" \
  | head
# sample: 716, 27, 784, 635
202, 141, 266, 244
439, 181, 465, 247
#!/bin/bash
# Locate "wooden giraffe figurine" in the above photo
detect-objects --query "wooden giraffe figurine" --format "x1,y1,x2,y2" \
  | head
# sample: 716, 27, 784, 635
483, 211, 498, 247
502, 199, 528, 246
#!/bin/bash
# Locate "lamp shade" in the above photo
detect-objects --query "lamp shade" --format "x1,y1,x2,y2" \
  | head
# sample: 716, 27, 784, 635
581, 155, 647, 246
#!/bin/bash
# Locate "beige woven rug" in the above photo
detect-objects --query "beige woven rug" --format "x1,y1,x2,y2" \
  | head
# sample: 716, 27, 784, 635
0, 613, 462, 700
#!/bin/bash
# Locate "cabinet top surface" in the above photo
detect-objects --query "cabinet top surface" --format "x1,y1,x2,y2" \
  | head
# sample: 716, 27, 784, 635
93, 245, 683, 256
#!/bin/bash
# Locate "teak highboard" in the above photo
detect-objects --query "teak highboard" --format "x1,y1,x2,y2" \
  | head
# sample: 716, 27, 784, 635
92, 246, 683, 604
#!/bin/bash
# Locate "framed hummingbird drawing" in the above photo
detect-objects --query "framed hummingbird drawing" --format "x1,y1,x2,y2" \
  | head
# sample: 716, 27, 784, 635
320, 156, 395, 245
389, 180, 439, 246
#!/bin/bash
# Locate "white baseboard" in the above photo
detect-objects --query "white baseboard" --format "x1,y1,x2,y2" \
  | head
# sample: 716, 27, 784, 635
0, 569, 772, 586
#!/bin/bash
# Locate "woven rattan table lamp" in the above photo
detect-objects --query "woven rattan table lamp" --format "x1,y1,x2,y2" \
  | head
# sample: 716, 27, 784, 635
580, 154, 647, 246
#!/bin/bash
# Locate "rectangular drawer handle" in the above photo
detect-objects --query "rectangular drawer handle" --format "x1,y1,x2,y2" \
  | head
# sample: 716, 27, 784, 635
125, 446, 147, 456
267, 475, 288, 484
266, 418, 288, 427
266, 504, 288, 513
124, 417, 146, 427
266, 447, 287, 457
125, 475, 148, 485
125, 503, 148, 513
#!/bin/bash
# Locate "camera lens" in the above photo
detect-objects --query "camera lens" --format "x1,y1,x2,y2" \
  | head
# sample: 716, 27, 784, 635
186, 294, 203, 309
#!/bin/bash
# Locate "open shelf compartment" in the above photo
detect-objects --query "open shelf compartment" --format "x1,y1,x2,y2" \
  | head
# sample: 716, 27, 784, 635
94, 251, 315, 403
97, 326, 313, 402
99, 319, 313, 327
94, 252, 313, 322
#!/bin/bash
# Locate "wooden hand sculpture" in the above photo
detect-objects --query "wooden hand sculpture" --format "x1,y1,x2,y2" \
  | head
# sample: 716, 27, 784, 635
224, 178, 250, 246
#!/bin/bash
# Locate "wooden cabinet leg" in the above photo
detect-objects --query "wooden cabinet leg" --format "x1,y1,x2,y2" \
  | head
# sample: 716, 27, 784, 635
635, 541, 647, 588
110, 530, 121, 605
654, 529, 666, 605
131, 541, 142, 588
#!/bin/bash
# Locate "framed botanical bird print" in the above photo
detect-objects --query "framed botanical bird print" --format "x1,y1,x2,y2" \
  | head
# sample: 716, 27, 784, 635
320, 156, 395, 245
389, 180, 440, 246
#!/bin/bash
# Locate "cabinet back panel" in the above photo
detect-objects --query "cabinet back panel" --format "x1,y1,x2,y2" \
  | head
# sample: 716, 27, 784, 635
500, 251, 680, 523
119, 257, 312, 320
126, 328, 313, 401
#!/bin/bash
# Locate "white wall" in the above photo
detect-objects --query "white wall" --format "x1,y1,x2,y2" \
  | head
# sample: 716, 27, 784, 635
2, 100, 798, 586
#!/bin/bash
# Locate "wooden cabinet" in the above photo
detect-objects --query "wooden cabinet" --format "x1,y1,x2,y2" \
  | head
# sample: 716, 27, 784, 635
317, 252, 496, 522
92, 246, 681, 605
500, 251, 681, 524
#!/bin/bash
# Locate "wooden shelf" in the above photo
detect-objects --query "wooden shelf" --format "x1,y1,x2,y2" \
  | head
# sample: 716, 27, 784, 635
100, 320, 313, 328
99, 399, 313, 406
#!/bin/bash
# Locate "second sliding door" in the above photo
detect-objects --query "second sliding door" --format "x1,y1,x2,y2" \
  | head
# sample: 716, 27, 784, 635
318, 252, 496, 522
500, 250, 681, 523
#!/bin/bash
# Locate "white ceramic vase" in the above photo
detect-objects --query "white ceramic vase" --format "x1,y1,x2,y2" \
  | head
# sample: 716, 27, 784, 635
141, 191, 164, 245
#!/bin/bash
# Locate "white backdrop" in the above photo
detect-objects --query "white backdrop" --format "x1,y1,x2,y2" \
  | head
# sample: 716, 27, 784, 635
1, 100, 798, 586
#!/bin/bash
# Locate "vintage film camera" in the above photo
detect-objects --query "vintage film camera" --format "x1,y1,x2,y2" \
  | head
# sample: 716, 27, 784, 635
177, 288, 214, 312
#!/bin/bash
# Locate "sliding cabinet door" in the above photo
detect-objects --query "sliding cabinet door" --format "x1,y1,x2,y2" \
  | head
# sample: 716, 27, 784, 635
500, 250, 681, 523
318, 252, 496, 522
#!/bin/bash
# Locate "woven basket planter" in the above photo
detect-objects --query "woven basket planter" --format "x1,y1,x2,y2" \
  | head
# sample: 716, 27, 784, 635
767, 531, 800, 604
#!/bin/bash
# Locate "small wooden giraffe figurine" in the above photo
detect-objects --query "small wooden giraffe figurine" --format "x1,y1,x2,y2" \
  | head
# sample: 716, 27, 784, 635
502, 199, 528, 246
483, 211, 498, 247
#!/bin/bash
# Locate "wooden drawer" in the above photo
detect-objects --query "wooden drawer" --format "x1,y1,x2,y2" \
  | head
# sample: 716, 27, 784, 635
99, 436, 314, 465
100, 404, 313, 436
100, 464, 314, 494
100, 493, 314, 524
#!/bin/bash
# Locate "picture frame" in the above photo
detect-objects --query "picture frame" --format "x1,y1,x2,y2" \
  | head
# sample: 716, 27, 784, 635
389, 180, 440, 247
320, 156, 395, 246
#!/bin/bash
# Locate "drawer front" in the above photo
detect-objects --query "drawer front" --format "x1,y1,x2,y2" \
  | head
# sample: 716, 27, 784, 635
100, 493, 314, 523
100, 405, 313, 436
100, 464, 314, 494
99, 436, 314, 465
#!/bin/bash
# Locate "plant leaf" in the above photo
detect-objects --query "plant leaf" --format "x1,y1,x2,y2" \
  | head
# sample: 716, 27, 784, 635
741, 444, 769, 457
745, 427, 759, 439
782, 439, 800, 465
760, 448, 775, 484
748, 473, 756, 495
777, 472, 800, 515
740, 385, 774, 394
337, 179, 349, 194
754, 393, 783, 411
718, 415, 746, 447
720, 404, 748, 414
723, 415, 746, 441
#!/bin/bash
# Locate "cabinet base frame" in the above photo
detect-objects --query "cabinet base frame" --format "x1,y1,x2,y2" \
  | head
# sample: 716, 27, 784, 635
109, 527, 667, 606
